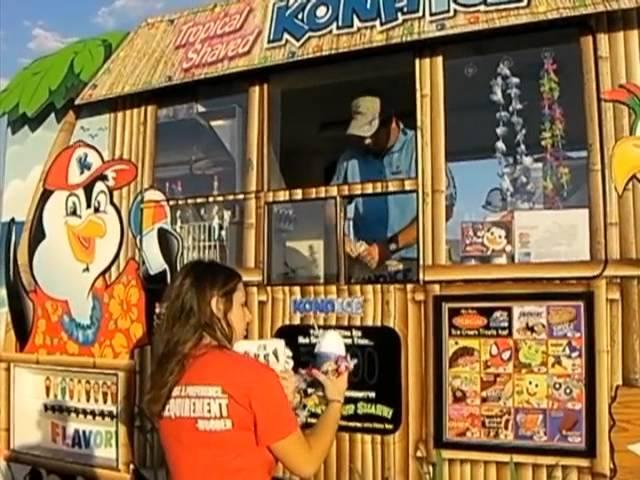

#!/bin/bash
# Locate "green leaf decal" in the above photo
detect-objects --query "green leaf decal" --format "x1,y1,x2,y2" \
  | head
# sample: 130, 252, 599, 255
0, 29, 128, 125
19, 48, 76, 117
99, 31, 128, 52
73, 39, 107, 82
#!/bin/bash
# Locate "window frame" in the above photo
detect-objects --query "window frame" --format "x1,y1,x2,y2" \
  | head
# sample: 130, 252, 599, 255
424, 24, 605, 280
262, 51, 424, 286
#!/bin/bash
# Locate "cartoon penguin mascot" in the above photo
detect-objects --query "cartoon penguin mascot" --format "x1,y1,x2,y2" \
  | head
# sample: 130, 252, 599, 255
3, 141, 167, 358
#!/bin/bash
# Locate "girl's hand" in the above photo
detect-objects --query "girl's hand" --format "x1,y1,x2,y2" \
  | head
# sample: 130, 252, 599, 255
310, 369, 349, 403
279, 370, 298, 406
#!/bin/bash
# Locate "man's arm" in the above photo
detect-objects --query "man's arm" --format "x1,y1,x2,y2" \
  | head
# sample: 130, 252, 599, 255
357, 216, 417, 270
390, 216, 417, 252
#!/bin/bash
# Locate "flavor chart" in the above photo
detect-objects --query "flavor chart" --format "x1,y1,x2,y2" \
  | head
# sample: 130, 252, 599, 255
435, 293, 594, 456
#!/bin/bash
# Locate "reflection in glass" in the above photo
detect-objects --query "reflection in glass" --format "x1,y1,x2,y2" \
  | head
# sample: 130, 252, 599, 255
344, 192, 418, 283
155, 92, 247, 198
170, 200, 245, 269
268, 200, 338, 284
444, 30, 590, 264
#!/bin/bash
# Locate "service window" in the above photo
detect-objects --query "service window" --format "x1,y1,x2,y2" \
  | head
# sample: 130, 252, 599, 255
267, 200, 338, 284
444, 29, 591, 265
267, 53, 420, 284
154, 86, 248, 198
268, 53, 416, 190
170, 199, 247, 270
344, 192, 418, 283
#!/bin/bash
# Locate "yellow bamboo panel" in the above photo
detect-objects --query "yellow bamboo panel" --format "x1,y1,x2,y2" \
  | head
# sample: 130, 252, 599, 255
595, 14, 622, 260
593, 279, 611, 476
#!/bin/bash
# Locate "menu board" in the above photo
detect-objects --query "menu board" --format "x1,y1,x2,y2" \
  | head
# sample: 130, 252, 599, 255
275, 325, 402, 435
434, 293, 595, 457
10, 364, 120, 469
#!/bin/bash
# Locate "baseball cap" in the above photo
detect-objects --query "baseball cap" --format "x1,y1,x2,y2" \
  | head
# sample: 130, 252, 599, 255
44, 141, 137, 191
346, 96, 382, 138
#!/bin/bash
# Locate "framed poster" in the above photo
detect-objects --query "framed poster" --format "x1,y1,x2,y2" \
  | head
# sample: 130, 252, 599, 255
275, 325, 402, 435
433, 292, 595, 457
10, 364, 120, 469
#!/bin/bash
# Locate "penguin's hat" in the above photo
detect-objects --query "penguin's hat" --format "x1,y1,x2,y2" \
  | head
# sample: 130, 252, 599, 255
44, 141, 137, 191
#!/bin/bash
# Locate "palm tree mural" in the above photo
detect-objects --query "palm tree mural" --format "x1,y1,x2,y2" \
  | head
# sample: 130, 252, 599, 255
0, 31, 128, 289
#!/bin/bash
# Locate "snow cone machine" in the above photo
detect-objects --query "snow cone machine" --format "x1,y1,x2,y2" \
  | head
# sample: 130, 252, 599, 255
0, 0, 640, 479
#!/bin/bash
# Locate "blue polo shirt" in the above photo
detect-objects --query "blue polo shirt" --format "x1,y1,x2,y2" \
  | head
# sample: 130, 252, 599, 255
331, 127, 417, 260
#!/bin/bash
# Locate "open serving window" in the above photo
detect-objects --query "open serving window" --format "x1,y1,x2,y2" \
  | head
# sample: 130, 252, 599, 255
433, 292, 595, 457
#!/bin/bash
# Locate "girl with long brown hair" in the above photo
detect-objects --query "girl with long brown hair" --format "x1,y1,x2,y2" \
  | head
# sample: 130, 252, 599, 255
145, 260, 348, 480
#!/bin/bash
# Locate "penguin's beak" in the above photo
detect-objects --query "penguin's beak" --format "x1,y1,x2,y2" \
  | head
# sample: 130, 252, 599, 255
611, 136, 640, 195
66, 215, 107, 266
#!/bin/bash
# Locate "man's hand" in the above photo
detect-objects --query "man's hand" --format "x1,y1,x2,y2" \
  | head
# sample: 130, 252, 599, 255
358, 242, 391, 269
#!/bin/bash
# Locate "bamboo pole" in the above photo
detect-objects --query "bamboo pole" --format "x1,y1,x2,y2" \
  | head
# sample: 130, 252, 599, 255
580, 32, 606, 261
407, 285, 422, 480
117, 369, 133, 474
323, 284, 338, 480
595, 14, 622, 260
373, 283, 383, 480
608, 282, 623, 390
609, 12, 637, 261
417, 50, 433, 274
431, 53, 447, 265
0, 361, 9, 452
425, 285, 439, 461
348, 284, 362, 479
242, 83, 261, 269
143, 105, 158, 188
360, 284, 374, 480
592, 278, 610, 477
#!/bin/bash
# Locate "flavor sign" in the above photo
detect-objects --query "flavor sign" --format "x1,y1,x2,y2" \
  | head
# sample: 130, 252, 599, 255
10, 364, 120, 469
434, 293, 595, 457
174, 2, 262, 71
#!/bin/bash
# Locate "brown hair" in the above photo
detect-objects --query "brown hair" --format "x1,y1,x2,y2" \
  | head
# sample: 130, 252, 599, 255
144, 260, 242, 419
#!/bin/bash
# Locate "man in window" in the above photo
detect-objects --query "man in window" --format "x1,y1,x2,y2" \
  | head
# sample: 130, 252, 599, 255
330, 94, 456, 279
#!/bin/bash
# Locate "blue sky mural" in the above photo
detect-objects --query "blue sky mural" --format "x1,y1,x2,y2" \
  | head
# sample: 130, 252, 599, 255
0, 0, 218, 170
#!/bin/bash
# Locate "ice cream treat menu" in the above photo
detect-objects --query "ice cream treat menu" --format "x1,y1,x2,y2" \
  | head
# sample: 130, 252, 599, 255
434, 293, 594, 456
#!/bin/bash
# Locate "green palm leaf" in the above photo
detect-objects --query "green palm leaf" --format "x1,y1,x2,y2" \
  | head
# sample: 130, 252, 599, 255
21, 48, 76, 117
73, 39, 108, 83
0, 30, 128, 123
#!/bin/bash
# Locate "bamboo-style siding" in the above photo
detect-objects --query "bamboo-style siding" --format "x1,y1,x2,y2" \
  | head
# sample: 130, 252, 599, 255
256, 284, 425, 480
594, 8, 640, 386
102, 9, 640, 480
20, 7, 637, 479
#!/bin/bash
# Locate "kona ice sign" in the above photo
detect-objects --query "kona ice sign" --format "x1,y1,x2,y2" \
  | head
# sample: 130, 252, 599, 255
266, 0, 530, 46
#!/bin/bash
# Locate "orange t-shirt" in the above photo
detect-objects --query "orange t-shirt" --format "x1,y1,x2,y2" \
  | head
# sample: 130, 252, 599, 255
158, 347, 298, 480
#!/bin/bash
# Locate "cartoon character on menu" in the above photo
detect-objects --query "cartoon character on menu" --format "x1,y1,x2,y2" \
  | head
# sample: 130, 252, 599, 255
482, 225, 512, 259
514, 375, 548, 409
483, 338, 513, 372
3, 141, 181, 358
549, 339, 582, 374
516, 340, 547, 373
450, 373, 480, 405
549, 376, 583, 410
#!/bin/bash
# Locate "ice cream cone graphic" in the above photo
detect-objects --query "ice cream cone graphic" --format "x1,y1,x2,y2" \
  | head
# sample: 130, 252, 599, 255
44, 376, 52, 399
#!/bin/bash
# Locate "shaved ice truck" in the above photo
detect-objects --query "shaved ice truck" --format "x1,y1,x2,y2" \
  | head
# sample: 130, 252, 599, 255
0, 0, 640, 478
